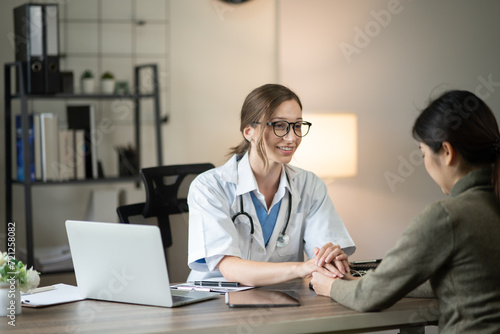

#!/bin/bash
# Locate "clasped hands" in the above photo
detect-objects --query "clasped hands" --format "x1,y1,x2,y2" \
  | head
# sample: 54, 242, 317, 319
303, 243, 356, 297
301, 242, 349, 279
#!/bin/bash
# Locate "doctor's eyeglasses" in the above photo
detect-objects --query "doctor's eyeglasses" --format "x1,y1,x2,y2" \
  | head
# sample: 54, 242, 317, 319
264, 121, 312, 138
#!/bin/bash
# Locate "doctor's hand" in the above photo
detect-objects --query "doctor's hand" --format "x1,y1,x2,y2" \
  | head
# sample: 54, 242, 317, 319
313, 243, 350, 277
298, 257, 341, 279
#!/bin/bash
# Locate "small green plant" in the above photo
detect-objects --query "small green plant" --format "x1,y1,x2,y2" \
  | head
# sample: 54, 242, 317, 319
101, 71, 114, 80
81, 70, 94, 80
0, 251, 40, 293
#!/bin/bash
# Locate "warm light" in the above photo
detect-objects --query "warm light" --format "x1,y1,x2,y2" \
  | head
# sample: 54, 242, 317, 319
293, 113, 357, 180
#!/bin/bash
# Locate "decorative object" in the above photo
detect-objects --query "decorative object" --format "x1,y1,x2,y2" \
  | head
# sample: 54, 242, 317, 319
117, 145, 138, 177
0, 251, 40, 316
114, 81, 130, 95
100, 71, 115, 94
0, 282, 21, 317
293, 112, 358, 181
80, 70, 95, 94
59, 71, 74, 94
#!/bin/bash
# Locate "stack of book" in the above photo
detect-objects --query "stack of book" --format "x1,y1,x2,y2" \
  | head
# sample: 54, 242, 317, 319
19, 245, 74, 273
16, 104, 98, 182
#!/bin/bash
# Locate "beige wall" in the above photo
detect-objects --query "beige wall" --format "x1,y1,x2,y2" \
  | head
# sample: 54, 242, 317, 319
1, 0, 500, 291
168, 0, 277, 166
164, 0, 278, 281
279, 0, 500, 261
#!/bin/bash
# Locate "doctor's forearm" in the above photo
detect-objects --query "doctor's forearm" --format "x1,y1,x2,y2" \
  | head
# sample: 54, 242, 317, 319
218, 256, 304, 286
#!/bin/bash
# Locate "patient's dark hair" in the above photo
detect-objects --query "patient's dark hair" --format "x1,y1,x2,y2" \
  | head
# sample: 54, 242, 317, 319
412, 90, 500, 205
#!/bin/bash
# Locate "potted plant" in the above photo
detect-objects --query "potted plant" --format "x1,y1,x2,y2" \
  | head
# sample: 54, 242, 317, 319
81, 70, 95, 94
101, 71, 115, 94
0, 251, 40, 316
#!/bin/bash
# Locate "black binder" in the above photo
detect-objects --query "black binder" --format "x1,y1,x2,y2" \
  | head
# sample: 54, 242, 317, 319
13, 3, 60, 94
67, 105, 98, 179
43, 4, 60, 94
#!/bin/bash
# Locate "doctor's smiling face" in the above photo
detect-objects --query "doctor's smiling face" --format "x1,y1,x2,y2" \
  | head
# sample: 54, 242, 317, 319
262, 99, 303, 167
238, 84, 304, 171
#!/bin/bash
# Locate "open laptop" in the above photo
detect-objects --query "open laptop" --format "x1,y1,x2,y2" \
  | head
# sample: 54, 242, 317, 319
65, 220, 218, 307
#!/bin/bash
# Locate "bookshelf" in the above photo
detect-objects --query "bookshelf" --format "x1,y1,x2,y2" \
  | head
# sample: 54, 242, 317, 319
3, 62, 164, 272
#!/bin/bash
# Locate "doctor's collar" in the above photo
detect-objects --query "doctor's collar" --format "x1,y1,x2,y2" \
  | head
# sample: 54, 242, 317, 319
235, 153, 258, 196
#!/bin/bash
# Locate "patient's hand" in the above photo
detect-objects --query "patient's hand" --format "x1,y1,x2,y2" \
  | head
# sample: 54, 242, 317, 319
310, 272, 336, 297
310, 271, 360, 297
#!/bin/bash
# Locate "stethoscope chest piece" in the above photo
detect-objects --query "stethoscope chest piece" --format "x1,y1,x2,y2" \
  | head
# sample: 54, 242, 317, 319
276, 233, 289, 248
232, 180, 293, 252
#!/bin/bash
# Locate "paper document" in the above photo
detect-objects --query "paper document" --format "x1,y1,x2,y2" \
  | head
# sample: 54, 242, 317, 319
21, 283, 84, 308
171, 283, 253, 294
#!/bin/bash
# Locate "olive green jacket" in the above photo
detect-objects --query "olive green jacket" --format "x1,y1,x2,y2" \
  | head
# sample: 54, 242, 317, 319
330, 168, 500, 333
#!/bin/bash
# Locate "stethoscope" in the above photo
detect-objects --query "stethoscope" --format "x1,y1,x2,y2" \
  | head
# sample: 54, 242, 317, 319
231, 189, 292, 258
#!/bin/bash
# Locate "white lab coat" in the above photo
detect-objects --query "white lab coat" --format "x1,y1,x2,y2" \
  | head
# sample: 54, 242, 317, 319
187, 153, 355, 281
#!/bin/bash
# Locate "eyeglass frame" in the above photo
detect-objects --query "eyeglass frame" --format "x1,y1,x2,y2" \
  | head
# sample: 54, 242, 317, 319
254, 120, 312, 138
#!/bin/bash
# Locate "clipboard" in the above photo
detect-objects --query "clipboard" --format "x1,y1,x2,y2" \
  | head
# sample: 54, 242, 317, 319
225, 289, 300, 308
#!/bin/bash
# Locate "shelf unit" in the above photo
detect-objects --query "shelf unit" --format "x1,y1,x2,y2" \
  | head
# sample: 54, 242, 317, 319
4, 62, 164, 271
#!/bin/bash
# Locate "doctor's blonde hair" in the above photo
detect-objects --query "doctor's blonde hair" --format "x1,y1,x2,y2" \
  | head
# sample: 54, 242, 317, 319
229, 84, 303, 169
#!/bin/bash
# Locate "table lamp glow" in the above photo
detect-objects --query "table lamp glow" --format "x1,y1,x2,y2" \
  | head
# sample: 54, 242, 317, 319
293, 112, 358, 181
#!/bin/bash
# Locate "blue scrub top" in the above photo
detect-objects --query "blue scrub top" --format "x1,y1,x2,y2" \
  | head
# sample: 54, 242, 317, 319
250, 192, 282, 246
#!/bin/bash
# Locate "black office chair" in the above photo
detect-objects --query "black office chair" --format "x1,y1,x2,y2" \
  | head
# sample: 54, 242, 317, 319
116, 163, 215, 249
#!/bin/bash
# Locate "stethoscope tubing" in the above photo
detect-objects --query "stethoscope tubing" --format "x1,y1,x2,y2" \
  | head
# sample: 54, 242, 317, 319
231, 191, 292, 247
232, 195, 254, 234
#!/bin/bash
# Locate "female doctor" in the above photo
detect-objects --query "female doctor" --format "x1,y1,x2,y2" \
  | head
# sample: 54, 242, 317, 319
187, 84, 356, 287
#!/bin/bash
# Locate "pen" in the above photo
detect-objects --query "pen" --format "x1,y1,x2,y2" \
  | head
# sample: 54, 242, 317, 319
22, 285, 55, 295
193, 281, 240, 287
352, 260, 377, 263
176, 286, 212, 292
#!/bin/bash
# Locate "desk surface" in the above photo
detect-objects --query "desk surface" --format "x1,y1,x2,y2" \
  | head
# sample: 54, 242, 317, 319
1, 279, 439, 334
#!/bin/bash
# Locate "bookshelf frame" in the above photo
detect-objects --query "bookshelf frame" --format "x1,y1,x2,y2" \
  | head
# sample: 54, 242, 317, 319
3, 62, 164, 272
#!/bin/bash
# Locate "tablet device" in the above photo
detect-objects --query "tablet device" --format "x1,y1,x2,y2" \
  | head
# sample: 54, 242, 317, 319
225, 289, 300, 307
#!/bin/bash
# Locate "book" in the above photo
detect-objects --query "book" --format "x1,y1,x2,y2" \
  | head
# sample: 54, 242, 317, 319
16, 114, 35, 182
67, 105, 98, 179
33, 113, 42, 180
17, 245, 74, 273
74, 129, 86, 179
40, 113, 59, 181
58, 129, 75, 180
56, 128, 86, 180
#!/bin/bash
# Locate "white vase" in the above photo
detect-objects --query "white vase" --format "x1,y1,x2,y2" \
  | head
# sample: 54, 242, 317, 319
81, 78, 95, 94
101, 79, 115, 94
0, 281, 22, 317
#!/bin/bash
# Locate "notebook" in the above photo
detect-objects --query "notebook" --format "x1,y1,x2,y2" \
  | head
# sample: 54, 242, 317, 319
65, 220, 218, 307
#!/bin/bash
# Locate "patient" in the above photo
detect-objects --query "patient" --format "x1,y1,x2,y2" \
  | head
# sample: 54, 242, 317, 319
311, 90, 500, 333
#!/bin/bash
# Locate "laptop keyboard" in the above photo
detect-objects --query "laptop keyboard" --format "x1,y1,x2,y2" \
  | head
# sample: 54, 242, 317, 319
350, 259, 382, 277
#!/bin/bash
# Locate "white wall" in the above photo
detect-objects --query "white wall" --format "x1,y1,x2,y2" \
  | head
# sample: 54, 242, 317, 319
279, 0, 500, 261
